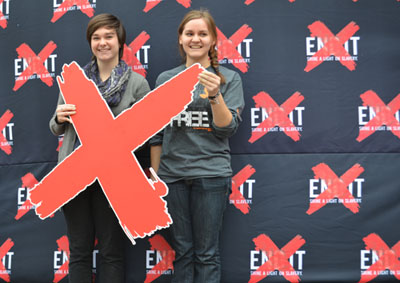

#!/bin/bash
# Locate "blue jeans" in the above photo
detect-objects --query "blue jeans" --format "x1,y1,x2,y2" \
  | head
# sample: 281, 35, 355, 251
166, 177, 231, 283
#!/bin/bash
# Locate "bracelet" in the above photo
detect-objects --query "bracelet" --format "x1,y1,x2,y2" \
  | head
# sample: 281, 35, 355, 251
208, 91, 221, 104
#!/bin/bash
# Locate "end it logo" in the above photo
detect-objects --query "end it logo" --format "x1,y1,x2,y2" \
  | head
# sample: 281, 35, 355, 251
217, 25, 253, 73
13, 41, 58, 91
122, 31, 151, 78
0, 0, 10, 29
307, 163, 365, 215
53, 236, 98, 283
0, 238, 14, 283
143, 0, 191, 13
52, 0, 96, 23
230, 164, 256, 214
15, 173, 39, 220
357, 90, 400, 142
249, 91, 305, 143
0, 110, 14, 155
249, 234, 306, 283
359, 233, 400, 282
145, 235, 175, 283
305, 21, 360, 72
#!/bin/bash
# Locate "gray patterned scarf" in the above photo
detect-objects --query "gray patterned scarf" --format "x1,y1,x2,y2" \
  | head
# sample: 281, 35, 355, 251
83, 60, 131, 106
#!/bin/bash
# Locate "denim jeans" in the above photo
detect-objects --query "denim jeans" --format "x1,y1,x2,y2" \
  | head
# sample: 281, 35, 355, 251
62, 181, 125, 283
166, 177, 231, 283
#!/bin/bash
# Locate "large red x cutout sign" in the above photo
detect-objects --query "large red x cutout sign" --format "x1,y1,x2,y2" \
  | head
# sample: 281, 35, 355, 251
0, 0, 7, 29
122, 31, 150, 78
217, 25, 253, 73
29, 62, 202, 244
0, 110, 13, 155
304, 21, 359, 72
230, 164, 256, 214
143, 0, 191, 12
307, 163, 364, 215
144, 235, 175, 283
357, 90, 400, 142
0, 238, 14, 283
249, 234, 306, 283
51, 0, 94, 23
54, 236, 70, 283
13, 41, 57, 91
359, 233, 400, 282
249, 91, 304, 143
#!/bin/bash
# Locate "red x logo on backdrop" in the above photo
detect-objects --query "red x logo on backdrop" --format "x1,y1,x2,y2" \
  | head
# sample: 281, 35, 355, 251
0, 0, 7, 29
15, 173, 39, 220
0, 238, 14, 283
304, 21, 359, 72
54, 236, 69, 283
143, 0, 191, 12
230, 164, 256, 214
29, 62, 203, 244
249, 234, 306, 283
359, 233, 400, 283
122, 31, 150, 78
357, 90, 400, 142
51, 0, 94, 23
0, 110, 13, 155
217, 25, 253, 73
249, 91, 304, 143
306, 163, 364, 215
144, 235, 175, 283
13, 41, 57, 91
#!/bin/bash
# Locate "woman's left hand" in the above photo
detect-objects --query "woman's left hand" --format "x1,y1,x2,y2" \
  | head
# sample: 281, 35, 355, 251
198, 70, 220, 97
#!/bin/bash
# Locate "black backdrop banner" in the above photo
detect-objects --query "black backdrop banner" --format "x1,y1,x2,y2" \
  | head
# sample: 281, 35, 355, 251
1, 0, 400, 282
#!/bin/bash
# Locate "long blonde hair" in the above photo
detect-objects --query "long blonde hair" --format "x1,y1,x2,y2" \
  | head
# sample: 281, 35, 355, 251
178, 9, 226, 84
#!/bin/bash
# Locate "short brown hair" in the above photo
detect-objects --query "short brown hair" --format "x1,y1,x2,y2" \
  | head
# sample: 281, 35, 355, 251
86, 13, 126, 59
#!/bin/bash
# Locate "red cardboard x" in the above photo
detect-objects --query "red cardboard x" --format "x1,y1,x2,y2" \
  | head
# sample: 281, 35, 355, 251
29, 62, 203, 244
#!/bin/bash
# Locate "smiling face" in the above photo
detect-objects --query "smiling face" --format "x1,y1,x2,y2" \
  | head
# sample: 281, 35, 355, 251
179, 18, 216, 67
90, 26, 120, 66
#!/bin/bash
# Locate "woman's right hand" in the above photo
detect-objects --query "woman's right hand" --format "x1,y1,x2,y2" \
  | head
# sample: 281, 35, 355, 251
56, 104, 76, 124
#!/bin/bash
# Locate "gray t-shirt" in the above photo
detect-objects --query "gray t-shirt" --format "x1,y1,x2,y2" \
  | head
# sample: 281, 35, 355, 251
150, 65, 245, 183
